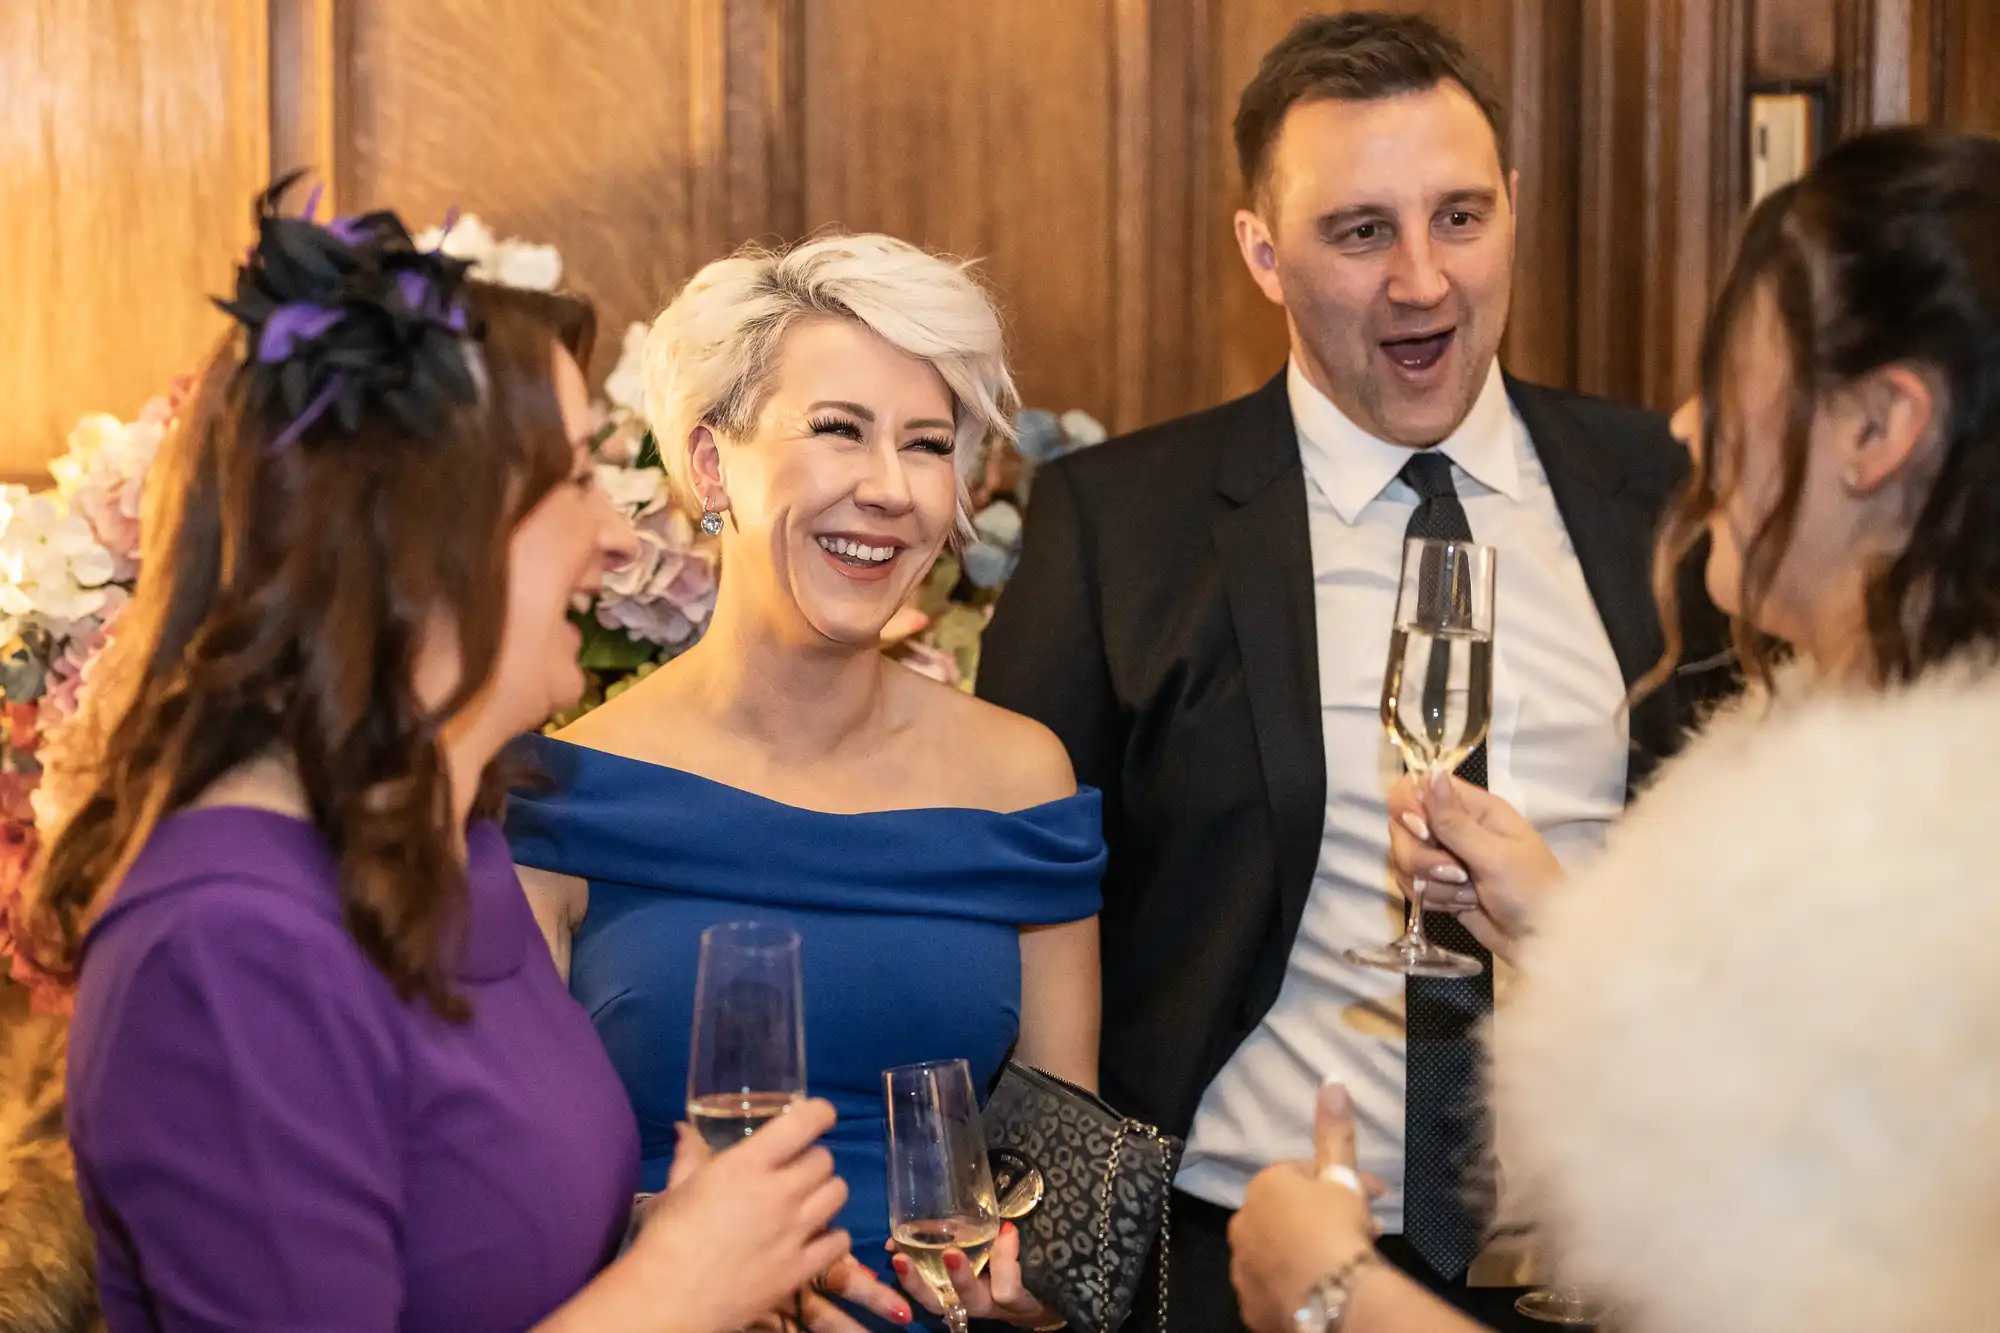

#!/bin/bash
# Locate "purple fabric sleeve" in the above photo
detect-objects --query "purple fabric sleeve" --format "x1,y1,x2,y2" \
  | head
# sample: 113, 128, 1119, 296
73, 888, 407, 1331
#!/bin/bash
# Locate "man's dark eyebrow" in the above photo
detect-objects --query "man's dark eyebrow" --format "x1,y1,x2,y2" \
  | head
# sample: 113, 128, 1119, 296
1316, 203, 1396, 235
1436, 187, 1500, 212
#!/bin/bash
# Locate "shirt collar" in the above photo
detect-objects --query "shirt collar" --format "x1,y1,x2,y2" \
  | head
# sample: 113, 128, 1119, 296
1289, 356, 1520, 524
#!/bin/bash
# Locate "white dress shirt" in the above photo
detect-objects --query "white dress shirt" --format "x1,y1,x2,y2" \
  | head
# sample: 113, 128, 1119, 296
1176, 359, 1631, 1233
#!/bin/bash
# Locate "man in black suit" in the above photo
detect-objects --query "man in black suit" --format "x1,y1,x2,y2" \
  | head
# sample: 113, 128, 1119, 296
978, 12, 1727, 1333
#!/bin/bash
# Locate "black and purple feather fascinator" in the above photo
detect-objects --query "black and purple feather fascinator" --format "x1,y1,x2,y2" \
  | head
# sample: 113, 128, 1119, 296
214, 173, 482, 451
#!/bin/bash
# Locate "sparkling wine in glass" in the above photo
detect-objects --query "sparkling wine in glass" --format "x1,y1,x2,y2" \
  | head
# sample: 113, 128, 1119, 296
884, 1058, 1001, 1333
686, 921, 806, 1152
1347, 536, 1496, 979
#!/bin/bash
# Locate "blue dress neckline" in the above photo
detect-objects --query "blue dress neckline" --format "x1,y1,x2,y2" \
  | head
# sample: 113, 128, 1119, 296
506, 733, 1105, 923
526, 734, 1097, 820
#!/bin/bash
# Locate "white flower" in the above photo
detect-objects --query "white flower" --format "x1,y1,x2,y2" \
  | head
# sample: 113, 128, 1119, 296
594, 463, 667, 517
0, 488, 115, 636
604, 322, 650, 417
1059, 409, 1108, 448
414, 215, 498, 268
492, 241, 563, 292
50, 414, 124, 494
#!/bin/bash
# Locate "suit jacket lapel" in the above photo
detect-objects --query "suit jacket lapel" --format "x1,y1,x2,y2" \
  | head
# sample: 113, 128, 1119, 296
1504, 376, 1679, 784
1212, 373, 1326, 939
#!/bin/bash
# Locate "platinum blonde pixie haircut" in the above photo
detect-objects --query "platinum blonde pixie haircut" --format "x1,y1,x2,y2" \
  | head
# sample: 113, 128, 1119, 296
641, 232, 1019, 544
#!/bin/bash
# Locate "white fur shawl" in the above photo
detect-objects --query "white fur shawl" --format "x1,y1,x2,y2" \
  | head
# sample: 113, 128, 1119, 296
1489, 663, 2000, 1333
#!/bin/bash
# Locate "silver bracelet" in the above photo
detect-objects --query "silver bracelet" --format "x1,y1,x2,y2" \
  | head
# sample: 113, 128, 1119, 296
1291, 1249, 1379, 1333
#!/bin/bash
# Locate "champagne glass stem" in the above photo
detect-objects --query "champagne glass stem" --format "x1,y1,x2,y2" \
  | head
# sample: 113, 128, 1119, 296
1401, 759, 1448, 949
943, 1306, 970, 1333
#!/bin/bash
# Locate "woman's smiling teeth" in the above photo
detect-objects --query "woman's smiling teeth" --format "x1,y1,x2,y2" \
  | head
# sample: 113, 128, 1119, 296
817, 536, 899, 565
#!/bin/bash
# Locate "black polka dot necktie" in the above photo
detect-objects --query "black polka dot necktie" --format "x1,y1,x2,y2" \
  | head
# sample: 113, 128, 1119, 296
1397, 450, 1493, 1282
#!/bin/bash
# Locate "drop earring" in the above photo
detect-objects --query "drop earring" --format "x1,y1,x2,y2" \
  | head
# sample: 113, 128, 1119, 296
699, 504, 724, 537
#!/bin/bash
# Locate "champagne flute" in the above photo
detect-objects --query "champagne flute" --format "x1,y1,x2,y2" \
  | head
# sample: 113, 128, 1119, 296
883, 1058, 1001, 1333
686, 921, 806, 1151
1517, 1284, 1609, 1325
1347, 537, 1496, 978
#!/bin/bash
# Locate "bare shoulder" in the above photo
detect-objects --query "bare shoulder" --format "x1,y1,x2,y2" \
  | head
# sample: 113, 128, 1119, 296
898, 670, 1077, 811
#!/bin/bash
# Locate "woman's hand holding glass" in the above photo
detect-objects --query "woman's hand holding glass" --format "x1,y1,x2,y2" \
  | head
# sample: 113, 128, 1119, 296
643, 1115, 913, 1333
887, 1220, 1059, 1329
611, 1098, 849, 1333
1386, 768, 1566, 964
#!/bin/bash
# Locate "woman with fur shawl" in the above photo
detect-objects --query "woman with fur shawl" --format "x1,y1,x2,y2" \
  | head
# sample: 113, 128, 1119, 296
1228, 125, 2000, 1333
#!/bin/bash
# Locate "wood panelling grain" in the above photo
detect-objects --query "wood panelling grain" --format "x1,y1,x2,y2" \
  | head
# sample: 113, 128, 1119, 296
1112, 0, 1158, 431
269, 0, 345, 202
1933, 0, 2000, 131
799, 0, 1120, 425
1202, 1, 1583, 406
342, 0, 707, 380
1499, 0, 1582, 390
1753, 0, 1837, 82
0, 0, 268, 478
1134, 0, 1215, 427
1576, 0, 1746, 412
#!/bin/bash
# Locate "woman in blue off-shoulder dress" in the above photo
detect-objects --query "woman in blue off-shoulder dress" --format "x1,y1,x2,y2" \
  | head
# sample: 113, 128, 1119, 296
508, 234, 1104, 1333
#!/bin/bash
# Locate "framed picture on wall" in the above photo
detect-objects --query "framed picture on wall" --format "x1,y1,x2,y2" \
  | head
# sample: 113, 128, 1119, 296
1748, 87, 1824, 205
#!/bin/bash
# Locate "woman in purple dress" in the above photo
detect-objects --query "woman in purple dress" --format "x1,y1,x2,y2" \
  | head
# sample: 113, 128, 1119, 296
28, 183, 874, 1333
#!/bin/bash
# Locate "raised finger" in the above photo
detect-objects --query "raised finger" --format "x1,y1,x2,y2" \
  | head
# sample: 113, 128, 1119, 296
1314, 1080, 1360, 1174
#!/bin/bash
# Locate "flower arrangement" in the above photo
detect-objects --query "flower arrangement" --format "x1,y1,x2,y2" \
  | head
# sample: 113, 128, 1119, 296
0, 216, 1107, 1008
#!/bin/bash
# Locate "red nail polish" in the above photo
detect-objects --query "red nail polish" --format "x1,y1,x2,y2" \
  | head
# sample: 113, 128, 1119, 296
944, 1251, 962, 1271
1002, 1222, 1015, 1237
892, 1255, 909, 1275
894, 1308, 913, 1324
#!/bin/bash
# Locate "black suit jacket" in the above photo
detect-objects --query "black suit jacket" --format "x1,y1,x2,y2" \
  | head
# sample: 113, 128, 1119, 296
977, 371, 1732, 1136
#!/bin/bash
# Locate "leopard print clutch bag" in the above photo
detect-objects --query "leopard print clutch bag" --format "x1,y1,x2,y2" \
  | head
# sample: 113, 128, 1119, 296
982, 1061, 1184, 1332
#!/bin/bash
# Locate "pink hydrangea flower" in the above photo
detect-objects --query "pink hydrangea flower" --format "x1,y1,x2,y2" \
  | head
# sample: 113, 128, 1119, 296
41, 597, 123, 727
595, 508, 719, 647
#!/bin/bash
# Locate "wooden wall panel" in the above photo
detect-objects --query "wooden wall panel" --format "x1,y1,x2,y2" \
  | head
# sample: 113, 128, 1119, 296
0, 0, 268, 479
1576, 0, 1746, 412
1931, 0, 2000, 131
340, 0, 717, 381
19, 0, 1964, 480
798, 0, 1121, 426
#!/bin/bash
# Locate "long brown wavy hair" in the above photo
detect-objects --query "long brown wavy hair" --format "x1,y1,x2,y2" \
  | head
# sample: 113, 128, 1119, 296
1650, 125, 2000, 692
25, 282, 594, 1021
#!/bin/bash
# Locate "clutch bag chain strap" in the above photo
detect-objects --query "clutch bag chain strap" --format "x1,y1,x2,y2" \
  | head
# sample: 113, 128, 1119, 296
1094, 1120, 1176, 1330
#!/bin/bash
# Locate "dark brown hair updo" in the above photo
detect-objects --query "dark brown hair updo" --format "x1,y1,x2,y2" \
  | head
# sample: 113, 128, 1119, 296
28, 218, 595, 1019
1652, 125, 2000, 691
